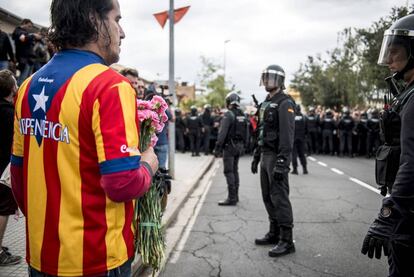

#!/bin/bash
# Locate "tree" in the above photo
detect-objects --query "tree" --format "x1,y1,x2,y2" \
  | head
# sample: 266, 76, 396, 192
291, 6, 410, 108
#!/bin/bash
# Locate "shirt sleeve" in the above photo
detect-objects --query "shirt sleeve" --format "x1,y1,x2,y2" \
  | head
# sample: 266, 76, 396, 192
277, 98, 295, 165
93, 80, 142, 175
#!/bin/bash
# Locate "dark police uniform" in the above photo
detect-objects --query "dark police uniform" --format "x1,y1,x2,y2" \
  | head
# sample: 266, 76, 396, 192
367, 111, 381, 158
186, 109, 203, 156
175, 109, 186, 153
215, 105, 248, 205
338, 113, 355, 157
292, 108, 308, 174
361, 13, 414, 277
253, 92, 295, 253
201, 107, 214, 155
320, 112, 336, 155
306, 111, 319, 155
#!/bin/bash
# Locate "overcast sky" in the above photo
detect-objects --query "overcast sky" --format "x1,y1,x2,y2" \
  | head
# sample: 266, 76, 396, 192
0, 0, 409, 101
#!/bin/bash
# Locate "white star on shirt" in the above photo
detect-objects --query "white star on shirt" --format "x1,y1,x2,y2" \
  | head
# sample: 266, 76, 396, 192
33, 86, 49, 113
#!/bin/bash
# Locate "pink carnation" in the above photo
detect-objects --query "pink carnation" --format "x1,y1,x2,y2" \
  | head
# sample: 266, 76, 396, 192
151, 95, 168, 114
136, 100, 152, 110
137, 109, 153, 122
150, 134, 159, 147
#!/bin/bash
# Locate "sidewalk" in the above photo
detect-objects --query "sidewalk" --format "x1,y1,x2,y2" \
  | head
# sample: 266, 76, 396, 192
0, 153, 214, 277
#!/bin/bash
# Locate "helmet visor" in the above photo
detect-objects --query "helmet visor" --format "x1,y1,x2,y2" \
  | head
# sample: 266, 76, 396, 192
260, 69, 285, 88
378, 33, 411, 66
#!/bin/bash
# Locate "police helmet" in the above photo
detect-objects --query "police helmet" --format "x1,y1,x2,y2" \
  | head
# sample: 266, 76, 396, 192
225, 92, 241, 107
260, 64, 285, 90
378, 14, 414, 79
342, 106, 350, 116
295, 104, 301, 114
326, 109, 333, 117
204, 104, 211, 110
175, 108, 181, 115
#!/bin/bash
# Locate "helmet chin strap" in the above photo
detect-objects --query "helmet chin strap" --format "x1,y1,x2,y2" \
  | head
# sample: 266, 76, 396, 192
394, 56, 414, 80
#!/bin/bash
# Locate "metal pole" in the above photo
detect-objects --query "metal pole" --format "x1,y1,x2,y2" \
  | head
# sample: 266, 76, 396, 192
223, 40, 230, 88
168, 0, 176, 178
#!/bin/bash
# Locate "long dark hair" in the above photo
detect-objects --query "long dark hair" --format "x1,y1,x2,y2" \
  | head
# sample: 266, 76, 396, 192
48, 0, 113, 49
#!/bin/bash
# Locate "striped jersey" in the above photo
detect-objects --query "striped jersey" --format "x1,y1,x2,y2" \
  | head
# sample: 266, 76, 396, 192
11, 50, 141, 276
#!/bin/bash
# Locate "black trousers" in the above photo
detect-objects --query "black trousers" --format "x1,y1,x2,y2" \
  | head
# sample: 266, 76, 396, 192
340, 131, 353, 155
203, 126, 212, 154
176, 129, 185, 152
322, 130, 334, 154
260, 153, 293, 228
222, 148, 240, 201
388, 242, 414, 277
308, 130, 319, 154
292, 139, 307, 169
188, 131, 200, 155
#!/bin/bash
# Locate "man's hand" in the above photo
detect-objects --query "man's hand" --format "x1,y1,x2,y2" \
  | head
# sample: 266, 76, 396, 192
361, 199, 397, 260
272, 158, 286, 180
361, 233, 389, 259
213, 147, 222, 158
141, 147, 159, 174
251, 159, 259, 174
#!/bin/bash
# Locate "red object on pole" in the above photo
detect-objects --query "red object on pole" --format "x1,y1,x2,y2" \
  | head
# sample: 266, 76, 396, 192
153, 11, 169, 28
153, 6, 190, 28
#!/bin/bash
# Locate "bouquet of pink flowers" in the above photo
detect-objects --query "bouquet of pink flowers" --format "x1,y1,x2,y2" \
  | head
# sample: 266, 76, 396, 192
134, 95, 169, 273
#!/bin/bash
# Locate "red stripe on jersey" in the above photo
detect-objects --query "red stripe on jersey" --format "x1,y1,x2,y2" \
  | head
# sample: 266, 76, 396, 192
79, 72, 110, 273
20, 83, 32, 264
123, 202, 134, 258
40, 81, 71, 274
97, 72, 129, 161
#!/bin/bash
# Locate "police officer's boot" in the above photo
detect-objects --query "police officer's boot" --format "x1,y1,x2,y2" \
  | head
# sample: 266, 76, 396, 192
303, 165, 308, 175
255, 223, 279, 245
218, 187, 237, 206
291, 167, 298, 175
235, 186, 239, 203
268, 226, 295, 257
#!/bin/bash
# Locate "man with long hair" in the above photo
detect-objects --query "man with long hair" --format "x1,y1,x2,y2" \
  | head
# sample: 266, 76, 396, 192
11, 1, 158, 276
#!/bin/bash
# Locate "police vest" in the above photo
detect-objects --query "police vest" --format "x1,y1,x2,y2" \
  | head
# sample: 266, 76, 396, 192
375, 85, 414, 192
227, 108, 248, 143
258, 93, 294, 150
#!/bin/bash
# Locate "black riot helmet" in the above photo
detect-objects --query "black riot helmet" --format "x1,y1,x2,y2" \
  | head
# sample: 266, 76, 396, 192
225, 92, 241, 107
260, 64, 285, 91
190, 105, 197, 115
378, 14, 414, 80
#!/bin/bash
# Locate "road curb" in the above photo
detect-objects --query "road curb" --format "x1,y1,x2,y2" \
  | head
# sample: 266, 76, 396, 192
133, 156, 216, 276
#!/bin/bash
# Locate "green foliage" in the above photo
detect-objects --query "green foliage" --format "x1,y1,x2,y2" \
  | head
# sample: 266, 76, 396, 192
197, 56, 233, 109
291, 6, 409, 108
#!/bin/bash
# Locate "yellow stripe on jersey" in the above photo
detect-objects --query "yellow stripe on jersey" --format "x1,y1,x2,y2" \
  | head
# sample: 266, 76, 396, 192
115, 81, 140, 157
12, 77, 32, 157
104, 198, 128, 269
92, 100, 105, 163
27, 135, 47, 270
56, 64, 108, 274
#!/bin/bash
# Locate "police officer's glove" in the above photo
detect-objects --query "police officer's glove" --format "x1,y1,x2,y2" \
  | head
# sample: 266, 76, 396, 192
361, 198, 397, 259
251, 159, 259, 174
379, 185, 388, 197
272, 158, 287, 181
213, 146, 222, 158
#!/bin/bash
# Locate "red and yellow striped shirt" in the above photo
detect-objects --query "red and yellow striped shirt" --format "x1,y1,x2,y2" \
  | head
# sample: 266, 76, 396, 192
11, 50, 144, 276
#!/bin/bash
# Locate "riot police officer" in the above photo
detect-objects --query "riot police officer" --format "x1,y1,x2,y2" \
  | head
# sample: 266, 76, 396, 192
292, 104, 308, 174
355, 112, 369, 156
201, 104, 214, 155
251, 64, 296, 257
361, 14, 414, 276
186, 106, 203, 156
306, 107, 320, 155
214, 92, 248, 206
320, 109, 336, 155
338, 107, 355, 157
175, 108, 186, 153
367, 109, 381, 158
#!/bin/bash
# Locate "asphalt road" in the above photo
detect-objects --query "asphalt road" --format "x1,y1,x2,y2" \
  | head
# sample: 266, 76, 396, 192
159, 155, 389, 277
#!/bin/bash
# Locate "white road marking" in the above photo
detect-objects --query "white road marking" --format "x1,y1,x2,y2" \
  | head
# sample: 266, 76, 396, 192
308, 157, 317, 162
330, 168, 344, 175
317, 161, 327, 167
169, 179, 214, 264
349, 177, 381, 195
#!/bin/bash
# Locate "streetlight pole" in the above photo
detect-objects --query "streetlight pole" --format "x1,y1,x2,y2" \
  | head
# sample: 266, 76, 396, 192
168, 0, 176, 178
223, 39, 230, 88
